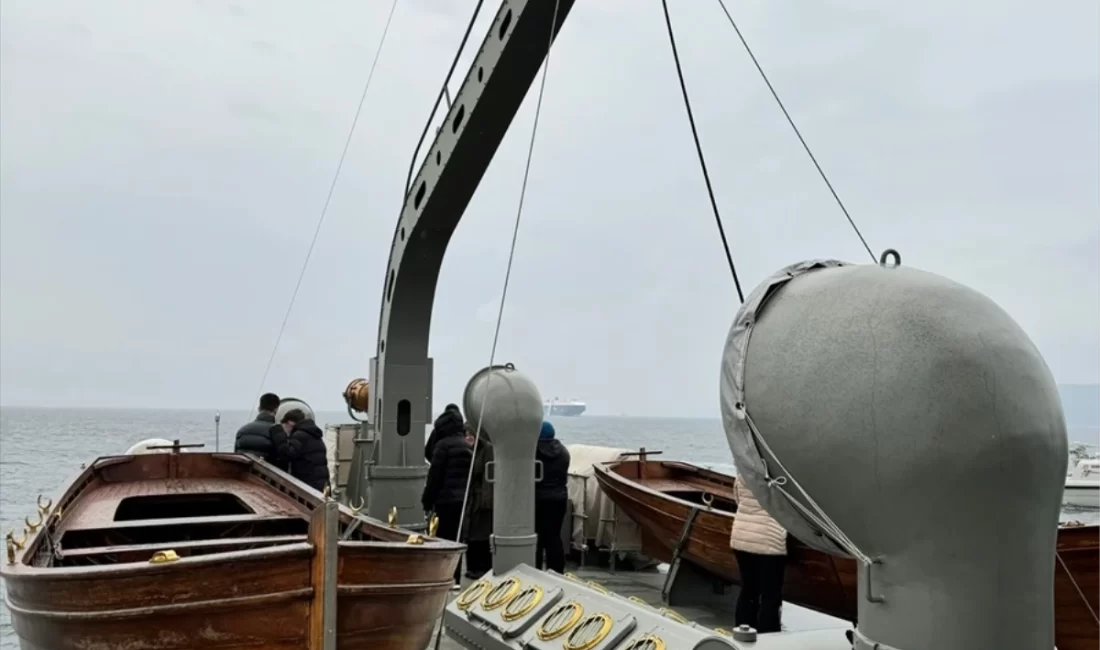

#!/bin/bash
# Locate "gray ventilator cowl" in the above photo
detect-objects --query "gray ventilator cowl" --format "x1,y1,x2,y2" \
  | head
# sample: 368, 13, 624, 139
719, 259, 1066, 650
464, 363, 544, 575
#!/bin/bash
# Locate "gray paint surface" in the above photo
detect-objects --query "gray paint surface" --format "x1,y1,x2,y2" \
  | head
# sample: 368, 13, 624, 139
464, 364, 544, 574
346, 0, 576, 527
720, 259, 1067, 649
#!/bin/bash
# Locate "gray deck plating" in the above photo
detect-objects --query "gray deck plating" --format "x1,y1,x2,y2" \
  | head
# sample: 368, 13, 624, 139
434, 564, 853, 650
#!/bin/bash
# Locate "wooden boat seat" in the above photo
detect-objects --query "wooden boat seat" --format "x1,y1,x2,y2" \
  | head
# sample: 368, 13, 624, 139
59, 534, 308, 563
643, 479, 707, 494
59, 514, 310, 550
65, 513, 287, 532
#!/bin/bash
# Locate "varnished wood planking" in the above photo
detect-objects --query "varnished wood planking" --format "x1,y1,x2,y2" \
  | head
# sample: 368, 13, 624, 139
596, 459, 1098, 650
2, 451, 465, 650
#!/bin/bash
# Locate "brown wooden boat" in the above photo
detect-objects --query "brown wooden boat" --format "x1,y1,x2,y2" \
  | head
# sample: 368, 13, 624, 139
593, 457, 1099, 650
1, 444, 464, 650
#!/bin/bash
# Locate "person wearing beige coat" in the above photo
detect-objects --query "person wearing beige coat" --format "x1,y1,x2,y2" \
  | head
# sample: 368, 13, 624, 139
730, 474, 788, 633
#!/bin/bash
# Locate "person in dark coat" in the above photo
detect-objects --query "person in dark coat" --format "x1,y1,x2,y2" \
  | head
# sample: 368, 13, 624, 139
534, 421, 571, 574
234, 392, 289, 471
425, 403, 463, 462
281, 409, 329, 493
422, 409, 472, 585
465, 425, 494, 579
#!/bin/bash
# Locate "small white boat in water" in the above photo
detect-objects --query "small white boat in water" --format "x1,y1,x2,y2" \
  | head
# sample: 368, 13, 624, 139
1064, 458, 1100, 509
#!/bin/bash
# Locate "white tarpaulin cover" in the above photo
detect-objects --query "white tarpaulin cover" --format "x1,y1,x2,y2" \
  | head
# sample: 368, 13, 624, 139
565, 444, 645, 554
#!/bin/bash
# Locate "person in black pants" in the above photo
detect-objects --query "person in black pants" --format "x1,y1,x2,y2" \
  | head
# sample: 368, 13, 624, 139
465, 426, 494, 578
729, 475, 788, 632
422, 409, 472, 586
534, 421, 570, 574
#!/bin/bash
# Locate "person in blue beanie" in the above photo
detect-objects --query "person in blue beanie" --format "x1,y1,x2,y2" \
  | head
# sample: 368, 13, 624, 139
534, 420, 571, 573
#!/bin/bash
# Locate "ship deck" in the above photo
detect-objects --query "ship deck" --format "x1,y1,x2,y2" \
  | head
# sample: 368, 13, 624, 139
434, 561, 851, 650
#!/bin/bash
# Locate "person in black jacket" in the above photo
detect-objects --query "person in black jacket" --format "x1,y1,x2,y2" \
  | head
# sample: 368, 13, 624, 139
281, 409, 330, 493
234, 393, 289, 471
424, 403, 463, 462
422, 409, 472, 585
465, 426, 494, 579
535, 421, 570, 573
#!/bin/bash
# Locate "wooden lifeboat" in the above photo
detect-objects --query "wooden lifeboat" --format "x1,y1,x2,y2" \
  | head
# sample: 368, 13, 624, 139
593, 457, 1098, 650
1, 442, 464, 650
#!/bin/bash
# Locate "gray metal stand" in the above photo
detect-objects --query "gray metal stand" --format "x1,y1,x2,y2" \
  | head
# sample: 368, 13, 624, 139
661, 507, 737, 612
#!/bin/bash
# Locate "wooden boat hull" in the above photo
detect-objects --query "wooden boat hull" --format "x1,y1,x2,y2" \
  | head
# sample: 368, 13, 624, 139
592, 460, 856, 619
2, 451, 464, 650
594, 459, 1099, 650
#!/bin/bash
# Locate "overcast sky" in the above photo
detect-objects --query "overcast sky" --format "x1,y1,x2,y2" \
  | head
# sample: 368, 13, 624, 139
0, 0, 1096, 417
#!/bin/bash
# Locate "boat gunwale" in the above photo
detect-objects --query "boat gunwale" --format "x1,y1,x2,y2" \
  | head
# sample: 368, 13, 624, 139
338, 579, 456, 596
596, 460, 1100, 548
593, 461, 736, 521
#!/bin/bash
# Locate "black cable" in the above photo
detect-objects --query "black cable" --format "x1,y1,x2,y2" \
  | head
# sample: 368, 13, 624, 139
247, 0, 401, 423
405, 0, 486, 197
714, 0, 876, 262
659, 0, 745, 303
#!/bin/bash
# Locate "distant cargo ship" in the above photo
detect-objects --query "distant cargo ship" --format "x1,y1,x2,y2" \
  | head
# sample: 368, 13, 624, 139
544, 397, 586, 417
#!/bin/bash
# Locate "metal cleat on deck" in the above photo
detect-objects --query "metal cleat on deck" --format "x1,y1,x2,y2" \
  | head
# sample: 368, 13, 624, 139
442, 564, 854, 650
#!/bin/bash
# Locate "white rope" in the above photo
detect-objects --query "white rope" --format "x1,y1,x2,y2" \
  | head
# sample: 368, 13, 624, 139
741, 407, 874, 566
245, 0, 401, 420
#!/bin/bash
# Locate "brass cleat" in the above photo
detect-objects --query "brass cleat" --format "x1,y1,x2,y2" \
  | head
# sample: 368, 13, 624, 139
406, 534, 425, 545
7, 529, 26, 551
150, 550, 180, 564
36, 495, 53, 516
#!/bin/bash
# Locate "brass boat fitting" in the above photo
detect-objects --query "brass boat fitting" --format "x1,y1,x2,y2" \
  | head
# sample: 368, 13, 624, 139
5, 531, 20, 564
36, 495, 52, 516
406, 534, 425, 545
24, 513, 42, 533
428, 514, 439, 537
7, 530, 26, 550
150, 550, 180, 564
349, 496, 365, 515
343, 378, 370, 414
387, 506, 397, 528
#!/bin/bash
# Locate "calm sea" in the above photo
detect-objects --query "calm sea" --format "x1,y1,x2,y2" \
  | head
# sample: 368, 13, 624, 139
1, 408, 1097, 645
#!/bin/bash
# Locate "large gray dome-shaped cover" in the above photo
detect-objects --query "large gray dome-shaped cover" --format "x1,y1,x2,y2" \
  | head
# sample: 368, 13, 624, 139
720, 259, 1066, 558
